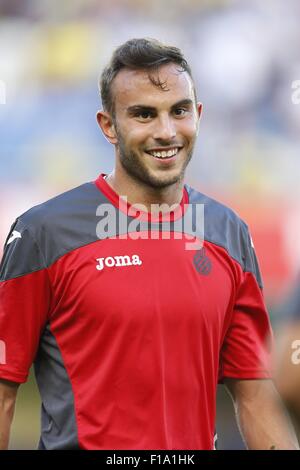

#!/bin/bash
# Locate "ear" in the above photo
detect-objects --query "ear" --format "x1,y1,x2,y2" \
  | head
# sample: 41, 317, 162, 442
197, 102, 203, 119
96, 110, 118, 145
195, 102, 203, 137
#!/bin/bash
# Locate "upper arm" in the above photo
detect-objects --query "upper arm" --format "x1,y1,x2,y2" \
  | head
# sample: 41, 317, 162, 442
223, 378, 299, 450
224, 378, 277, 406
0, 378, 19, 404
275, 321, 300, 411
0, 379, 20, 450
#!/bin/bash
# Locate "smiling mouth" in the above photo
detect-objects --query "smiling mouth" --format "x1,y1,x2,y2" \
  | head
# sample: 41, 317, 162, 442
145, 147, 181, 159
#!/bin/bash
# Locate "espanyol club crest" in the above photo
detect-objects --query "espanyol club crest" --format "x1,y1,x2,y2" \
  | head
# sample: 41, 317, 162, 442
193, 248, 212, 275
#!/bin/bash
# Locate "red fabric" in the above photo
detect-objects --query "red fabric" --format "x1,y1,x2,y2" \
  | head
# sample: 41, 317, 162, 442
47, 237, 270, 449
0, 270, 51, 382
219, 270, 273, 381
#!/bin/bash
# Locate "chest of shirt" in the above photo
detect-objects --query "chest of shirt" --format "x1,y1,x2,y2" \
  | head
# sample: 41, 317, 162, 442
47, 235, 239, 336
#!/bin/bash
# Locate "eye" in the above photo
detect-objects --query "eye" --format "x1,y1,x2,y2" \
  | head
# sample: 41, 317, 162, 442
173, 108, 187, 117
135, 111, 154, 121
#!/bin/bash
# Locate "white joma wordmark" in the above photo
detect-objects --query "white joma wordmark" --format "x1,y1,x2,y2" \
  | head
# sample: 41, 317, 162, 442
7, 230, 22, 245
96, 254, 142, 271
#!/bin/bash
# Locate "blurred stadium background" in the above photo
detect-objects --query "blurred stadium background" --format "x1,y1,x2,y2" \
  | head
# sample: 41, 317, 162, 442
0, 0, 300, 449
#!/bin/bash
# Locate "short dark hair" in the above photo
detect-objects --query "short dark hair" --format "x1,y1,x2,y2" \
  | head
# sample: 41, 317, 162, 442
99, 38, 195, 115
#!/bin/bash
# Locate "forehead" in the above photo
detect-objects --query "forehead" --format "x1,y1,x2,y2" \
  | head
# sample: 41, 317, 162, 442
112, 63, 195, 110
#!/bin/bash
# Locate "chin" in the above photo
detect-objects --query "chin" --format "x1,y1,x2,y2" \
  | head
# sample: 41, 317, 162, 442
144, 170, 184, 189
120, 151, 188, 189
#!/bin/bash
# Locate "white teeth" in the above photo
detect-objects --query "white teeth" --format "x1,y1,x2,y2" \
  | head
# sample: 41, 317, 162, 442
148, 148, 179, 158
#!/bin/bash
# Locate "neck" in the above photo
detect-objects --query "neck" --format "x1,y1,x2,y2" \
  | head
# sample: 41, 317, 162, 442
105, 169, 185, 214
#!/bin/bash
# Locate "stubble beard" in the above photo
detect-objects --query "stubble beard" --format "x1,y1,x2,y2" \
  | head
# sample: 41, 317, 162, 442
116, 128, 195, 190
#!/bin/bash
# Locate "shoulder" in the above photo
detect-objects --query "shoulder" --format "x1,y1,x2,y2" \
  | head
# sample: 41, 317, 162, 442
4, 180, 105, 271
185, 183, 249, 239
185, 184, 260, 282
185, 184, 248, 231
18, 181, 99, 231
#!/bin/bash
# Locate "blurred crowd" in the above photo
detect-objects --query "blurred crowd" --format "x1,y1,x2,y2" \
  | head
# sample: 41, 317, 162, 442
0, 0, 300, 449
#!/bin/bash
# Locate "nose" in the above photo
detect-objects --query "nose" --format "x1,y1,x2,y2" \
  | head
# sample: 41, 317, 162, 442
153, 113, 176, 142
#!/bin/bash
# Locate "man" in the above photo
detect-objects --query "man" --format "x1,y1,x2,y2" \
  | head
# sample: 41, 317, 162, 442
0, 38, 298, 450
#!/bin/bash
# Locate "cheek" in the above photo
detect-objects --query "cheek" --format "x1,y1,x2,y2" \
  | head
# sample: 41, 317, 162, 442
178, 120, 198, 142
124, 127, 149, 149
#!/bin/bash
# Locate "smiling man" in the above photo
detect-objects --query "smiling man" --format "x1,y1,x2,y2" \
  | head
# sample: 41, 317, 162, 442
0, 38, 298, 450
99, 62, 200, 193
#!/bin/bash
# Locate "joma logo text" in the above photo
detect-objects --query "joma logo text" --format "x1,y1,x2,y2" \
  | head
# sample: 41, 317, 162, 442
96, 255, 142, 271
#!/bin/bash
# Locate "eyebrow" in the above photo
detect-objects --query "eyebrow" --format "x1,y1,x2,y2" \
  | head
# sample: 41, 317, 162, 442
126, 99, 194, 114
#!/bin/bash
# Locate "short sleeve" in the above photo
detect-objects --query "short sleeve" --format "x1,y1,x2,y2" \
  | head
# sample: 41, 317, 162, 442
0, 219, 51, 383
219, 229, 273, 382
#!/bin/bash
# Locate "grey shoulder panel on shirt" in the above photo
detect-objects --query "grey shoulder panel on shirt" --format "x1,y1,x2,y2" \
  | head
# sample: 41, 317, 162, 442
185, 185, 263, 288
0, 218, 45, 281
21, 181, 107, 260
0, 182, 107, 281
